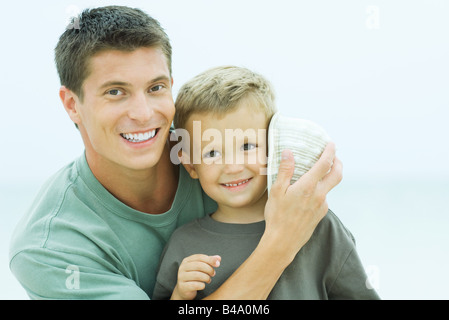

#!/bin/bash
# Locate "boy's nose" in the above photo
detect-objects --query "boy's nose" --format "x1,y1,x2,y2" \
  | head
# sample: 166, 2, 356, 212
223, 151, 245, 174
223, 163, 245, 175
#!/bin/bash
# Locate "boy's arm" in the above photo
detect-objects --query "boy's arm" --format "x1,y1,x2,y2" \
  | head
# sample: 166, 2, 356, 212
171, 254, 221, 300
204, 143, 342, 299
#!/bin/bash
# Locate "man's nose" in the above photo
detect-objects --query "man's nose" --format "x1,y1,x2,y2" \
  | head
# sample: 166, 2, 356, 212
127, 93, 154, 123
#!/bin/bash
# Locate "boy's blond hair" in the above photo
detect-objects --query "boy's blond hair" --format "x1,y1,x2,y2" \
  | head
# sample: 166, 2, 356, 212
174, 66, 277, 129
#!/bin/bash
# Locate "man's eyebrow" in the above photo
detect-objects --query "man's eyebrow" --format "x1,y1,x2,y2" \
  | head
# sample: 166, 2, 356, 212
150, 75, 171, 83
98, 76, 171, 90
98, 81, 131, 90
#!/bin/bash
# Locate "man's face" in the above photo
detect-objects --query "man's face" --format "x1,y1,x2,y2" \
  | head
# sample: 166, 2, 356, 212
71, 47, 175, 172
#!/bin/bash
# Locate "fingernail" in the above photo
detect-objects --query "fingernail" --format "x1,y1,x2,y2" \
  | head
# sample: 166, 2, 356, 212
281, 149, 292, 160
213, 255, 221, 267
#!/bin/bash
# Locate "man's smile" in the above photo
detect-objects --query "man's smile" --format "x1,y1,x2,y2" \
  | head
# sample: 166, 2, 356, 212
120, 128, 159, 143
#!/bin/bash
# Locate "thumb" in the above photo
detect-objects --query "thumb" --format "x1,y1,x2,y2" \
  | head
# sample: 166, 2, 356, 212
272, 149, 295, 194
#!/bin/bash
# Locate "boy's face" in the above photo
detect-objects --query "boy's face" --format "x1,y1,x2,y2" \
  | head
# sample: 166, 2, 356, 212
63, 47, 175, 172
182, 99, 269, 210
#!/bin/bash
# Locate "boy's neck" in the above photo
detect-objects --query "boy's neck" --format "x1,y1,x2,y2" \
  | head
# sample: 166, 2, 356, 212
211, 191, 268, 224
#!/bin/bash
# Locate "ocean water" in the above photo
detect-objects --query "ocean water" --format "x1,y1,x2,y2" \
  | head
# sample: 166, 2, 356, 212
327, 177, 449, 299
1, 177, 448, 300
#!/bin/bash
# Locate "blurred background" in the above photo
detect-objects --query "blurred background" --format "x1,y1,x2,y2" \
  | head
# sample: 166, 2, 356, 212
1, 0, 448, 299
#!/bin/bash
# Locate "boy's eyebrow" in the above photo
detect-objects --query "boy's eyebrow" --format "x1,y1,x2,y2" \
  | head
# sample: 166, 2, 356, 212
98, 75, 171, 90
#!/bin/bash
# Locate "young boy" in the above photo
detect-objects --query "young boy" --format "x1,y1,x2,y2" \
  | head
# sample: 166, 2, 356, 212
152, 66, 379, 300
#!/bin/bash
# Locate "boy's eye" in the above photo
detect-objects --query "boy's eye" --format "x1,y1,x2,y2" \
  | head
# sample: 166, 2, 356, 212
242, 143, 257, 151
203, 150, 221, 158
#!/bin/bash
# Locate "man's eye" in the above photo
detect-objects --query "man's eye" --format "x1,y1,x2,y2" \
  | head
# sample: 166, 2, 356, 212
242, 143, 257, 151
107, 89, 124, 96
150, 85, 164, 92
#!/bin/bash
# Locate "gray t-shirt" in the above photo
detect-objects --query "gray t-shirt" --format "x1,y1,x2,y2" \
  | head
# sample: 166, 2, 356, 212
152, 210, 380, 300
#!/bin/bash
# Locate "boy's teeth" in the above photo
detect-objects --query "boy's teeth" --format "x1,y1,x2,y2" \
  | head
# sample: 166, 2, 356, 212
224, 179, 250, 187
122, 130, 156, 142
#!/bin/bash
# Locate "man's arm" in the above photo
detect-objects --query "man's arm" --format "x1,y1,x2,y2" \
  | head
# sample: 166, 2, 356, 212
205, 143, 342, 299
10, 247, 150, 300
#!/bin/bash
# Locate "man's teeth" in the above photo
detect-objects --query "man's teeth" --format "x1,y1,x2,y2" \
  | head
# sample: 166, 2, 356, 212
224, 179, 250, 187
121, 130, 156, 142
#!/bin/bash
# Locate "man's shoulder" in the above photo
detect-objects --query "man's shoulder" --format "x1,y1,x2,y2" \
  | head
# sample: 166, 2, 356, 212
28, 158, 82, 212
9, 157, 97, 257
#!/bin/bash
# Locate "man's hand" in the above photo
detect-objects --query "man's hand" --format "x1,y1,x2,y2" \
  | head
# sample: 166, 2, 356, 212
203, 142, 342, 300
263, 142, 342, 264
171, 254, 221, 300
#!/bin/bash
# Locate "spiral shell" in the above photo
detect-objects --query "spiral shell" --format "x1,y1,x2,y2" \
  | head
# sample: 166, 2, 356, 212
267, 112, 331, 193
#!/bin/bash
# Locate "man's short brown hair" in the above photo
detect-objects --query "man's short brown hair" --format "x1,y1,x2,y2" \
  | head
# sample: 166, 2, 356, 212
55, 5, 172, 101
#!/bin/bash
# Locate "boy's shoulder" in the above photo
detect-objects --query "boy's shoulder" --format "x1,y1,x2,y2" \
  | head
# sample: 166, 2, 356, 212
169, 216, 206, 241
304, 209, 357, 256
320, 209, 356, 242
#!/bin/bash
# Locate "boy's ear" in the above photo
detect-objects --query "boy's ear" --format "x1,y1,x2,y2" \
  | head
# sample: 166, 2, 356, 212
179, 150, 199, 180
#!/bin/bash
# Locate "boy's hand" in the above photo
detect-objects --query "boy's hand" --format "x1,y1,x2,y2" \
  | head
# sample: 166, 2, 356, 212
264, 142, 342, 264
171, 254, 221, 300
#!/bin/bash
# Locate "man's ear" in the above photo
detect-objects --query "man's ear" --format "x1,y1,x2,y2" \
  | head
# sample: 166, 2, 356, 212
59, 86, 81, 125
179, 150, 199, 179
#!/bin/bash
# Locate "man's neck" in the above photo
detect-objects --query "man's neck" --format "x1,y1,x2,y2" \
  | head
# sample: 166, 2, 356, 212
86, 142, 179, 214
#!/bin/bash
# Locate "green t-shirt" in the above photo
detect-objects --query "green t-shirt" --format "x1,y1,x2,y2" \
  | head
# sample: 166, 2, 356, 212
9, 153, 216, 299
153, 211, 380, 300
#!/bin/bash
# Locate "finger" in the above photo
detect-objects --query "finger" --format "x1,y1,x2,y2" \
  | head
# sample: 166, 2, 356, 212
181, 255, 221, 274
181, 281, 207, 292
182, 254, 221, 267
194, 254, 221, 268
300, 142, 336, 186
319, 156, 343, 194
270, 149, 295, 195
181, 261, 217, 278
181, 271, 213, 284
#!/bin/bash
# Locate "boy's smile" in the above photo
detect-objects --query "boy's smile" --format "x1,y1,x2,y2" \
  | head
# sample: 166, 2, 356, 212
221, 177, 252, 189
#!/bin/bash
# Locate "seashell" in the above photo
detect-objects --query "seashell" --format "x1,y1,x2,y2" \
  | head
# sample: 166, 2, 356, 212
267, 112, 331, 193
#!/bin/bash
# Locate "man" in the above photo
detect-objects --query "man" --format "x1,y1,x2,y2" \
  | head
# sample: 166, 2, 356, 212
9, 6, 342, 299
